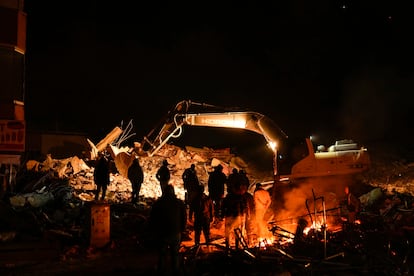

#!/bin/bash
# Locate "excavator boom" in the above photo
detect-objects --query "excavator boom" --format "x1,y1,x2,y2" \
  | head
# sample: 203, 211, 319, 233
141, 100, 287, 158
140, 100, 370, 180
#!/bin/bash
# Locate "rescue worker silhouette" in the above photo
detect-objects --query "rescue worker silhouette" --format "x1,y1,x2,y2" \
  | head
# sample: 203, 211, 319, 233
293, 217, 309, 249
239, 170, 250, 192
226, 168, 240, 194
94, 152, 110, 201
240, 183, 256, 246
156, 159, 170, 195
189, 184, 214, 246
344, 185, 361, 224
207, 164, 227, 221
182, 164, 199, 207
221, 187, 247, 250
149, 185, 187, 276
127, 155, 144, 204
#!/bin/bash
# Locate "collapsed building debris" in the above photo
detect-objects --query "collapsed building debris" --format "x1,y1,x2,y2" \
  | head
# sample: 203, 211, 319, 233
0, 124, 414, 275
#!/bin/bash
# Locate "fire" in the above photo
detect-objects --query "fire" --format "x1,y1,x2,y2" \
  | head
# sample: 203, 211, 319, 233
257, 236, 275, 249
304, 220, 327, 236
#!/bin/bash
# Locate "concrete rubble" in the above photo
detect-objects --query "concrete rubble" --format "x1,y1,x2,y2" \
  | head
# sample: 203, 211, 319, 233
8, 143, 252, 208
0, 127, 414, 274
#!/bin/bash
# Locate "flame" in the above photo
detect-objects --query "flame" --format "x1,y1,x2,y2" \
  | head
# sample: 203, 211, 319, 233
304, 221, 328, 236
257, 237, 275, 249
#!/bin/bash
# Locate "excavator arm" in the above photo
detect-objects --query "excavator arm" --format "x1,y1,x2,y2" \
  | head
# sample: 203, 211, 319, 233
140, 100, 288, 175
140, 100, 370, 181
141, 100, 287, 155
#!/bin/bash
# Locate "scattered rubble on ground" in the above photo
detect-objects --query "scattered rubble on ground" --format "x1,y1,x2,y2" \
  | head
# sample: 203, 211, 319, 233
8, 143, 253, 208
1, 127, 414, 274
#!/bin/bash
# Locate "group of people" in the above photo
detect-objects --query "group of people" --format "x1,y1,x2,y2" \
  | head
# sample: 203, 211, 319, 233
192, 164, 273, 249
150, 162, 274, 275
218, 168, 273, 249
93, 151, 144, 204
150, 161, 275, 274
93, 156, 273, 275
92, 154, 363, 275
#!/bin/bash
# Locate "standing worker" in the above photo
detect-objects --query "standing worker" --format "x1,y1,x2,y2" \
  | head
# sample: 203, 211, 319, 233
182, 164, 200, 207
127, 155, 144, 204
240, 184, 256, 246
94, 152, 110, 201
149, 185, 187, 276
189, 185, 214, 246
254, 183, 272, 237
207, 164, 227, 222
344, 185, 361, 224
221, 188, 247, 250
226, 168, 240, 194
156, 159, 170, 195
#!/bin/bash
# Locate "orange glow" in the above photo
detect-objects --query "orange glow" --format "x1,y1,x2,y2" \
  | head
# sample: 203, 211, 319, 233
304, 221, 326, 235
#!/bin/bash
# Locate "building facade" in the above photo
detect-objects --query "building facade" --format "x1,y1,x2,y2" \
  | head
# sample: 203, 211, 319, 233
0, 0, 26, 196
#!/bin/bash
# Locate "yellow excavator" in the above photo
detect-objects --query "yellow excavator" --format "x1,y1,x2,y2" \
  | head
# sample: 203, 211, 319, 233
140, 100, 371, 182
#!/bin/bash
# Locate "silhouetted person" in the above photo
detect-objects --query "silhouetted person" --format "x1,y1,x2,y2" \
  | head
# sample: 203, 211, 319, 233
189, 185, 214, 246
94, 152, 110, 201
149, 185, 187, 276
182, 164, 199, 207
227, 168, 240, 194
156, 160, 170, 195
222, 189, 247, 250
239, 170, 250, 192
240, 184, 256, 246
293, 217, 309, 247
207, 164, 227, 221
344, 185, 361, 224
127, 156, 144, 204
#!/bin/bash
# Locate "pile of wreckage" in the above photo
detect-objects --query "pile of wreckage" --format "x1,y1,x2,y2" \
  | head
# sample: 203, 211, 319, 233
1, 126, 414, 275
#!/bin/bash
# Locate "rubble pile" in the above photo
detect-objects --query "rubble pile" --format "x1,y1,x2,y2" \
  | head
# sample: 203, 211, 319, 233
363, 159, 414, 197
1, 135, 414, 274
8, 144, 254, 208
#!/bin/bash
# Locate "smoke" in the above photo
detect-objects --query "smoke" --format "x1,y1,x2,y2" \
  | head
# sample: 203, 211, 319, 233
272, 175, 354, 233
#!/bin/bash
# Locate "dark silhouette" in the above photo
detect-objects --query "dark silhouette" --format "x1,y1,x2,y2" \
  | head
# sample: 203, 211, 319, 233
127, 156, 144, 204
226, 168, 240, 194
149, 185, 187, 276
189, 185, 214, 246
207, 164, 227, 220
238, 170, 250, 192
156, 160, 170, 195
293, 217, 309, 248
344, 185, 361, 224
182, 164, 199, 207
221, 189, 247, 250
240, 184, 256, 246
94, 152, 110, 201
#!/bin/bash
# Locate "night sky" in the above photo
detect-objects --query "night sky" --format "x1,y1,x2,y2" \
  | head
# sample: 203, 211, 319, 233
23, 1, 413, 150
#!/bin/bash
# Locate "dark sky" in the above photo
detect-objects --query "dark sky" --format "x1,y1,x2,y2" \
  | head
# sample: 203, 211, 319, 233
23, 0, 413, 149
